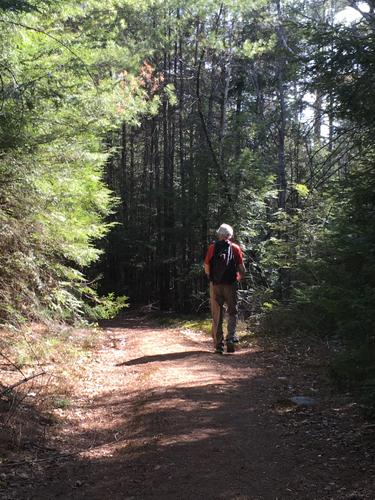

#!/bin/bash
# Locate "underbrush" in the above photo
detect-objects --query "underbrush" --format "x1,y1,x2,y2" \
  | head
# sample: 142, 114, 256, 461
5, 323, 100, 369
329, 346, 375, 417
0, 322, 103, 454
251, 304, 375, 417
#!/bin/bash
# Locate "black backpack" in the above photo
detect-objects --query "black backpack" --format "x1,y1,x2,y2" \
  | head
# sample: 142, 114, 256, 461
209, 240, 237, 284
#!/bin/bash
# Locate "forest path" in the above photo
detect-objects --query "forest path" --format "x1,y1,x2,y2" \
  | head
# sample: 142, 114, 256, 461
9, 316, 373, 499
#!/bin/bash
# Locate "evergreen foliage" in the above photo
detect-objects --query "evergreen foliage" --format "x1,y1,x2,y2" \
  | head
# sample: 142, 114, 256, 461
0, 0, 147, 323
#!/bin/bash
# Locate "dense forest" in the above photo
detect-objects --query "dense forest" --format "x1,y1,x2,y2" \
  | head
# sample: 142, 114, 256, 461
1, 0, 374, 404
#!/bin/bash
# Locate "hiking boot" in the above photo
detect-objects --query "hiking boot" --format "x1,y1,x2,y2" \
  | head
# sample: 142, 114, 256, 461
226, 343, 235, 353
214, 348, 224, 355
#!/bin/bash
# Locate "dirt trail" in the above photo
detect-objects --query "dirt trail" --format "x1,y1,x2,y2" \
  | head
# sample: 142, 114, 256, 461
6, 317, 374, 499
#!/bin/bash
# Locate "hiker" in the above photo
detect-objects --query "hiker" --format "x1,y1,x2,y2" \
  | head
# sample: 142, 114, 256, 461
204, 224, 245, 354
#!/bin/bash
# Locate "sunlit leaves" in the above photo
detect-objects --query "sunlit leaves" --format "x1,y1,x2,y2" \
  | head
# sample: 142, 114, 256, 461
0, 0, 145, 323
242, 35, 277, 59
293, 183, 309, 198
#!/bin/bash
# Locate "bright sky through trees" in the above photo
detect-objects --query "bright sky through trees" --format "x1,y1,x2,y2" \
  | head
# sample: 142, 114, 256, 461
335, 2, 370, 24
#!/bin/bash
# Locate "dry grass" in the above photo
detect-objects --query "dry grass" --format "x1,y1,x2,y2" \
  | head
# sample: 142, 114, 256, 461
0, 322, 104, 456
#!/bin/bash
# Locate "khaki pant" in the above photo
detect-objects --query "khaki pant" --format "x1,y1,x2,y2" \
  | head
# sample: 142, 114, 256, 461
209, 282, 238, 350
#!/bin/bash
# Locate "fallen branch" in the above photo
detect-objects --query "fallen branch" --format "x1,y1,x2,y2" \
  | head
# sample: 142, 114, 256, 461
0, 371, 46, 397
0, 351, 26, 377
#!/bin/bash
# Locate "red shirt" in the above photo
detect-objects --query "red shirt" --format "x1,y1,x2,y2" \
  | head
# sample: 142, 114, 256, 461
205, 241, 244, 281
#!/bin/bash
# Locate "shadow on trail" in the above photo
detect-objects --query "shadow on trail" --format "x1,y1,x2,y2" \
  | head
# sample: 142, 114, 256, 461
117, 350, 208, 366
100, 316, 174, 331
9, 324, 370, 500
13, 364, 362, 499
21, 377, 292, 499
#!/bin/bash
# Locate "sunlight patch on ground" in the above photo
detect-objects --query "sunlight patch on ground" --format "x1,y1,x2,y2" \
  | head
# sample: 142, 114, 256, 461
159, 428, 229, 446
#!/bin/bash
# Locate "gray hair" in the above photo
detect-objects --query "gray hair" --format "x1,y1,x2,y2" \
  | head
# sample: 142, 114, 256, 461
217, 223, 233, 239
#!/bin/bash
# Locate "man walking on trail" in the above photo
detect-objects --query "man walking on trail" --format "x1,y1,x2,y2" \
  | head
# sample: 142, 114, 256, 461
204, 224, 245, 354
